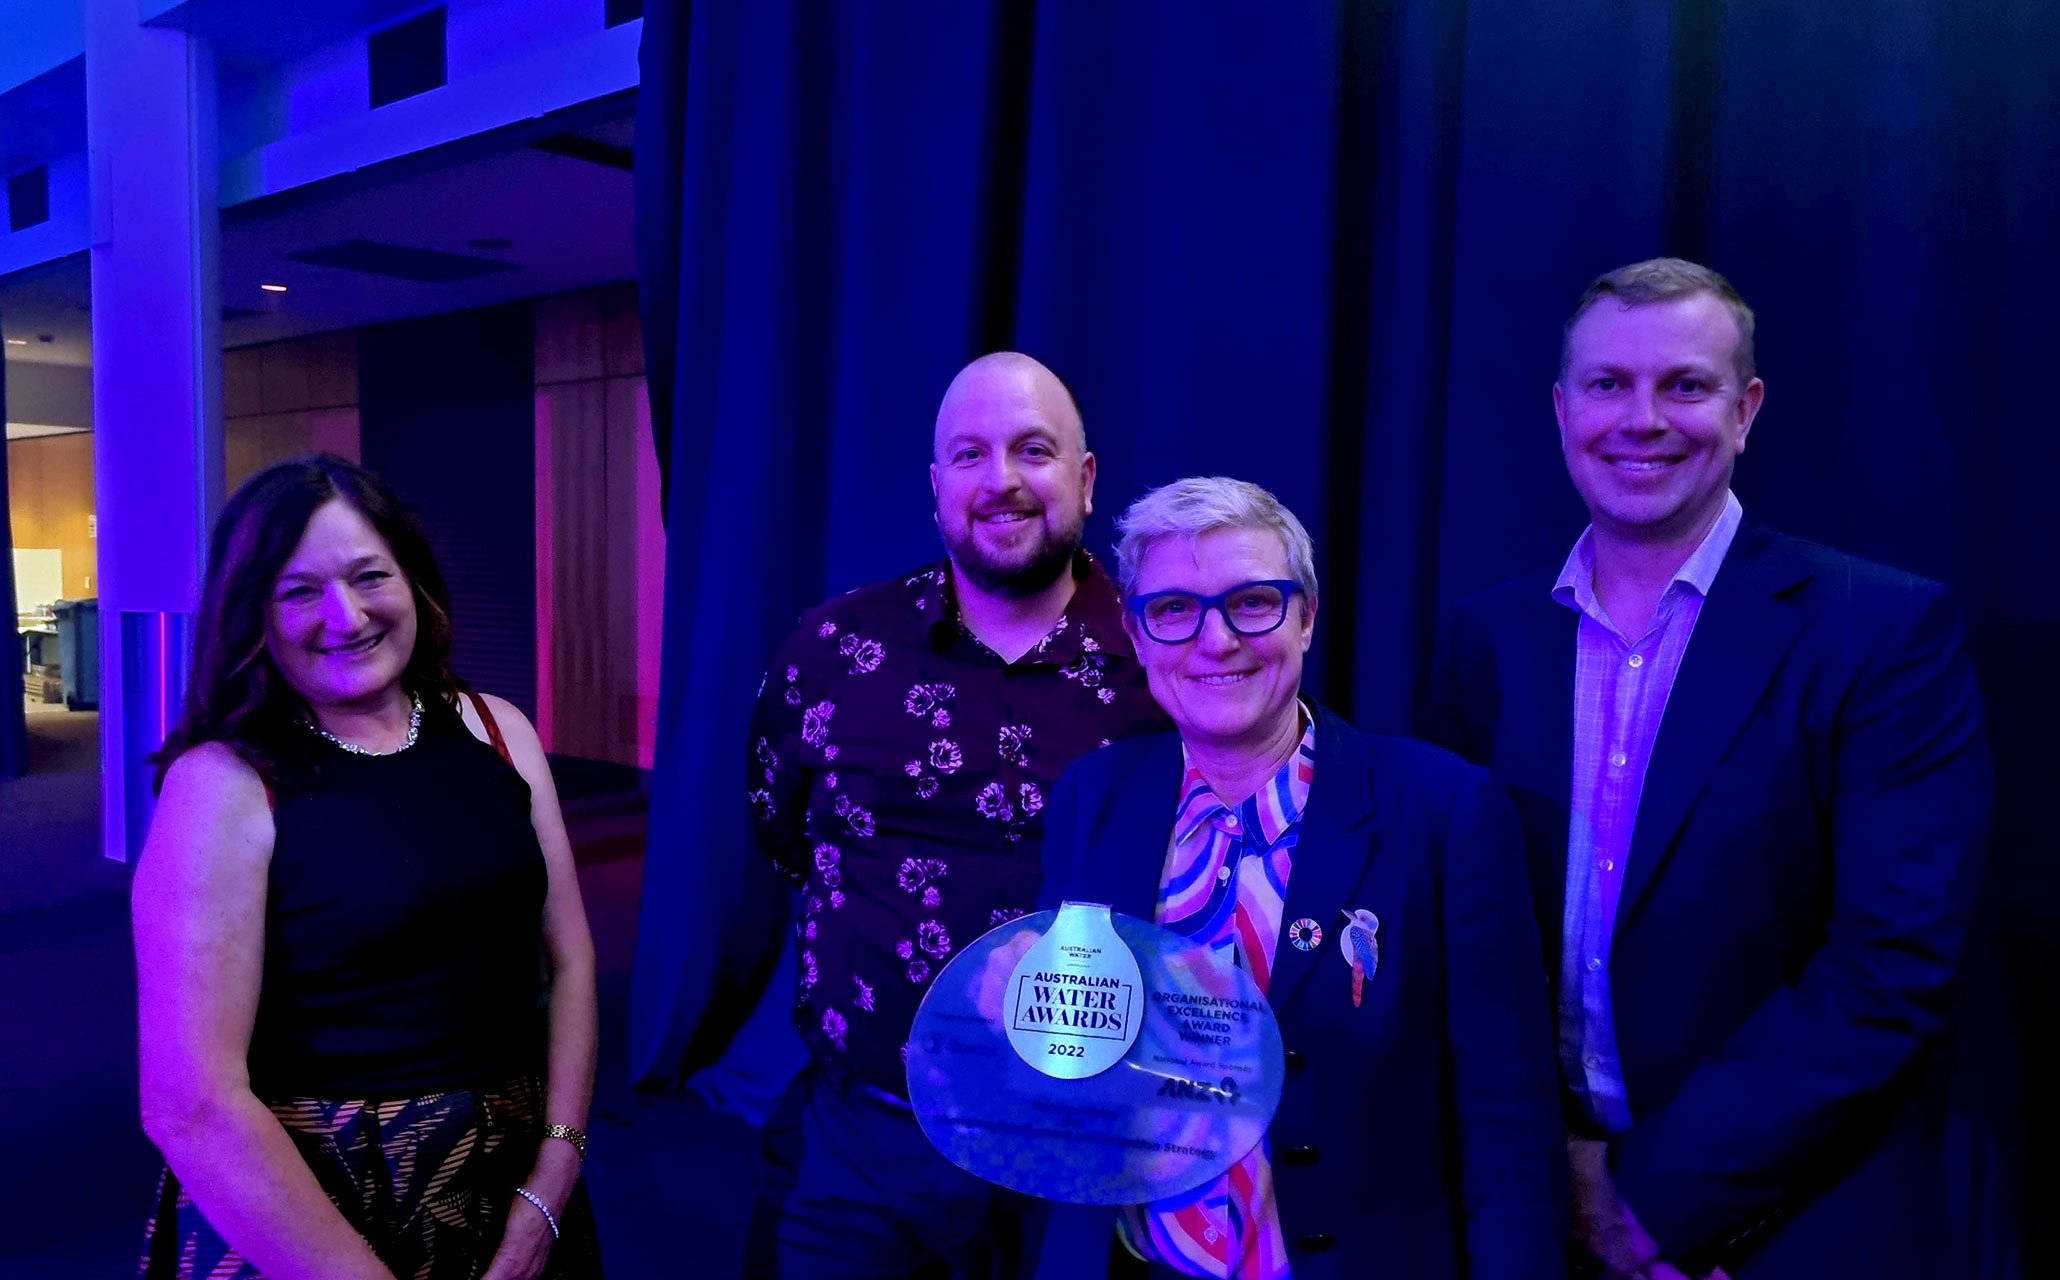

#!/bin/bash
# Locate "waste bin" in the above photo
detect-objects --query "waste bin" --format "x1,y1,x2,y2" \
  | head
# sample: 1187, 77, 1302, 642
53, 598, 99, 711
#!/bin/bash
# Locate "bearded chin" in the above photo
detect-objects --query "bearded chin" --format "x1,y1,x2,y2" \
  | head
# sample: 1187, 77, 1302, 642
945, 523, 1081, 599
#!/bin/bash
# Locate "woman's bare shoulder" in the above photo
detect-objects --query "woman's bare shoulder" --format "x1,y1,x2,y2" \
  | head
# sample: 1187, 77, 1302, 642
160, 739, 261, 788
150, 742, 273, 859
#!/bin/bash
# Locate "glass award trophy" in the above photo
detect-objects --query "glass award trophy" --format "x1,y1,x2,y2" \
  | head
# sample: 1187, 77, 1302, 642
905, 901, 1284, 1205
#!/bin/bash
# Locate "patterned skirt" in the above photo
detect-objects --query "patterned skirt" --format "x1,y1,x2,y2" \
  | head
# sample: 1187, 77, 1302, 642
137, 1076, 603, 1280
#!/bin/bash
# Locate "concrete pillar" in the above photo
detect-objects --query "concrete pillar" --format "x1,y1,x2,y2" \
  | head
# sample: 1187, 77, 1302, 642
84, 0, 222, 860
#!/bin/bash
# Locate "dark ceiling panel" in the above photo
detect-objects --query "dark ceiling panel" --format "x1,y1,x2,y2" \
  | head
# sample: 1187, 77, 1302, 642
368, 7, 448, 109
7, 166, 50, 232
140, 0, 432, 68
0, 59, 87, 175
529, 133, 634, 171
285, 239, 521, 282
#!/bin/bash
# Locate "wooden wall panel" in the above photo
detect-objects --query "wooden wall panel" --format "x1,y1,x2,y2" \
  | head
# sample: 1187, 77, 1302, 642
259, 342, 313, 415
300, 333, 358, 409
224, 416, 266, 492
225, 412, 318, 491
7, 433, 97, 599
534, 285, 659, 768
224, 347, 264, 417
602, 283, 644, 378
307, 407, 361, 462
605, 375, 648, 764
224, 332, 363, 492
268, 414, 310, 462
539, 380, 615, 760
535, 292, 607, 385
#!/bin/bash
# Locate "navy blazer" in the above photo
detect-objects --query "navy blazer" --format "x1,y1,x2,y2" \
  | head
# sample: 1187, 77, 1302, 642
1033, 707, 1567, 1280
1432, 523, 2005, 1277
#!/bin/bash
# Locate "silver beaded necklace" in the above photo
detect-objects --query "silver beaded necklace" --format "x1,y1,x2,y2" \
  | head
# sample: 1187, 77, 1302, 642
304, 692, 424, 756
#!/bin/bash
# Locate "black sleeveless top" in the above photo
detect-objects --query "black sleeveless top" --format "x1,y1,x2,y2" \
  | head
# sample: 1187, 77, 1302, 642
245, 694, 549, 1099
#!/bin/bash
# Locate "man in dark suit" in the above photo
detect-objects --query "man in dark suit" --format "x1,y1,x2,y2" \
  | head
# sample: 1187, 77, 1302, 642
1433, 258, 2002, 1277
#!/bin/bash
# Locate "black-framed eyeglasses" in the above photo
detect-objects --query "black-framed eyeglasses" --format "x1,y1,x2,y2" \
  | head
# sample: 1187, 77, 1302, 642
1126, 580, 1306, 644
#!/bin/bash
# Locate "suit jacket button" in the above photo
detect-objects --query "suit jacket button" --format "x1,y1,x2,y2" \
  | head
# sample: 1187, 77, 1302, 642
1284, 1049, 1306, 1071
1283, 1144, 1320, 1165
1296, 1233, 1335, 1252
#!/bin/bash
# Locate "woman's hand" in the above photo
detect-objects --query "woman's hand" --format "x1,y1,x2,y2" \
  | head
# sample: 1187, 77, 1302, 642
479, 1140, 582, 1280
479, 1194, 555, 1280
463, 694, 596, 1280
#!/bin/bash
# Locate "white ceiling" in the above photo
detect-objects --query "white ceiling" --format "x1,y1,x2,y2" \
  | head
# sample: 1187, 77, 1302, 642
1, 108, 635, 382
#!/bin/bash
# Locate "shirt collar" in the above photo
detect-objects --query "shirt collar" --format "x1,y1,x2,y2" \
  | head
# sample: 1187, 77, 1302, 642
1552, 491, 1745, 624
920, 549, 1131, 662
1175, 702, 1318, 848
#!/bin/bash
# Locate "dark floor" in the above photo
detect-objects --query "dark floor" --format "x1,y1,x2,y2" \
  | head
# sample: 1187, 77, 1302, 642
0, 703, 761, 1279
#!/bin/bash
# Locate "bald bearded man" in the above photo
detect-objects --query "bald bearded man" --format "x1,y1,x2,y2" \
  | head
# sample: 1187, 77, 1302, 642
744, 353, 1169, 1278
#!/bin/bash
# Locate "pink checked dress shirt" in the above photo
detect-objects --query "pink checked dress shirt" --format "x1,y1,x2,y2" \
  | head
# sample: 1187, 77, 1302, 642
1552, 492, 1743, 1135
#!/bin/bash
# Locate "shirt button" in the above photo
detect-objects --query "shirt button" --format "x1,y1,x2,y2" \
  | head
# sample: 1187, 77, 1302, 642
1217, 864, 1232, 883
1628, 654, 1644, 668
1224, 813, 1238, 828
1587, 957, 1602, 971
1204, 1228, 1220, 1243
1599, 858, 1615, 872
1609, 751, 1627, 768
1585, 1054, 1602, 1069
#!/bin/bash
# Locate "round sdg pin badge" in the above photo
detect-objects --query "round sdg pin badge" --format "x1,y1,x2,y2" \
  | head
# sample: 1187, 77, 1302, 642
1287, 918, 1323, 951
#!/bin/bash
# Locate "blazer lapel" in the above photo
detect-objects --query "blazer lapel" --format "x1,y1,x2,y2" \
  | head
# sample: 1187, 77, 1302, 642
1267, 708, 1378, 1012
1496, 593, 1579, 937
1616, 527, 1813, 928
1094, 736, 1185, 922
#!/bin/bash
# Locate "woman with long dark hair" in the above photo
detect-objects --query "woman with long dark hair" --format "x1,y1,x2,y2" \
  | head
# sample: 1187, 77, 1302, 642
132, 454, 603, 1279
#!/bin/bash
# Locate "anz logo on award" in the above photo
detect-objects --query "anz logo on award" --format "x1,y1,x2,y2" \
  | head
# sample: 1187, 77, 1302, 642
1155, 1074, 1242, 1105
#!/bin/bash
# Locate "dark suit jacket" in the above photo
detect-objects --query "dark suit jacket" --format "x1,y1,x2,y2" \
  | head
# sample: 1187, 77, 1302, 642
1432, 522, 2007, 1277
1033, 708, 1567, 1280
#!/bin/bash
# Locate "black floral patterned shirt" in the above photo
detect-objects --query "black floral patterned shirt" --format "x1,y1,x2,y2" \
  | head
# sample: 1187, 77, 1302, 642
748, 551, 1169, 1094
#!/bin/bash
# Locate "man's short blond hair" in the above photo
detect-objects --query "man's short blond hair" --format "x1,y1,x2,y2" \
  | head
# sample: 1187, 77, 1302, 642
1561, 257, 1758, 385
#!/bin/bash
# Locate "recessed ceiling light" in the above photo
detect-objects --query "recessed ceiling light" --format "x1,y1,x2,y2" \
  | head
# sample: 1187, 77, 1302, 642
260, 283, 289, 293
3, 338, 25, 346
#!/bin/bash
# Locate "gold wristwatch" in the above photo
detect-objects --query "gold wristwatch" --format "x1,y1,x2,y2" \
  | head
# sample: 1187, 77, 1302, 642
542, 1123, 588, 1160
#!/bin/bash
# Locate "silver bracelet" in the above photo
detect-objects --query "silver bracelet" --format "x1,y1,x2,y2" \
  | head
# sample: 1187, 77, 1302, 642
512, 1186, 560, 1241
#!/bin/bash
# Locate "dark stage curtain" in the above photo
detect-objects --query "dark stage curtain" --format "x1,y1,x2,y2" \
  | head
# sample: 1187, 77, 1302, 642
631, 0, 2057, 1249
0, 334, 27, 779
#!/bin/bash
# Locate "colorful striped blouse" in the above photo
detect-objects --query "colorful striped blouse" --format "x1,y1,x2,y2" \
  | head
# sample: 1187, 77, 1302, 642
1117, 710, 1317, 1279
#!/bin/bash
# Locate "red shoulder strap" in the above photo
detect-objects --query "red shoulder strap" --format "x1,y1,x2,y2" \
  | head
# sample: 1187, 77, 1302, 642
466, 690, 516, 767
